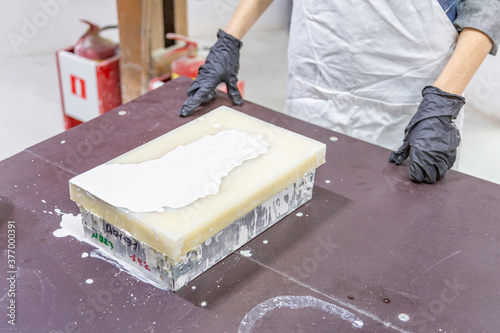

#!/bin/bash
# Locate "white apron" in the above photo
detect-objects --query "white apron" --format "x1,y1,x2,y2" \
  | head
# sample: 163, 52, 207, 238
286, 0, 460, 151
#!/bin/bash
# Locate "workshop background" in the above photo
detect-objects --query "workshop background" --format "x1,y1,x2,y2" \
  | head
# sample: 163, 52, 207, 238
1, 0, 499, 183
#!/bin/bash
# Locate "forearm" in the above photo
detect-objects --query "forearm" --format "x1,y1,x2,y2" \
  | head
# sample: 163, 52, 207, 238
224, 0, 274, 40
434, 28, 492, 95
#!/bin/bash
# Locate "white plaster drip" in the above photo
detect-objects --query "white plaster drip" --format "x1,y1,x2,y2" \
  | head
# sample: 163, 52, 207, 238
70, 130, 269, 212
240, 250, 252, 257
238, 224, 249, 245
238, 295, 364, 332
52, 213, 87, 243
90, 249, 169, 291
53, 212, 168, 291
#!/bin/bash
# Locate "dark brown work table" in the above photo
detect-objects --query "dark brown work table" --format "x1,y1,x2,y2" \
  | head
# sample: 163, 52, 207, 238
1, 76, 499, 332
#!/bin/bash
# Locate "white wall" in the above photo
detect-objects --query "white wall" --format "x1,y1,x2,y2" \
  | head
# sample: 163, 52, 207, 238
0, 0, 291, 57
464, 54, 500, 121
0, 0, 118, 58
187, 0, 292, 38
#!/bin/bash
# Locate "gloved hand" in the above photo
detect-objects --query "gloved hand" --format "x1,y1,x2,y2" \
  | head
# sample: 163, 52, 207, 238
179, 29, 243, 117
389, 86, 466, 184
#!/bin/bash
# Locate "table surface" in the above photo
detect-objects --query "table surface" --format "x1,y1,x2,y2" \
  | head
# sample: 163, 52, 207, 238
1, 77, 499, 333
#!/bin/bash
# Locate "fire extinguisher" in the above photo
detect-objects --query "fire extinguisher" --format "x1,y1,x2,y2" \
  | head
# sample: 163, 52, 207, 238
74, 20, 118, 61
163, 33, 244, 95
164, 33, 205, 79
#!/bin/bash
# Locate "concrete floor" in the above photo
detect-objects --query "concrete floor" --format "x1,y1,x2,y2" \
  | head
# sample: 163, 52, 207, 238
1, 30, 499, 184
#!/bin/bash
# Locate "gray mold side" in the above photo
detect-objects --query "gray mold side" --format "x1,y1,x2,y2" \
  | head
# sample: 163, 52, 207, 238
80, 171, 316, 291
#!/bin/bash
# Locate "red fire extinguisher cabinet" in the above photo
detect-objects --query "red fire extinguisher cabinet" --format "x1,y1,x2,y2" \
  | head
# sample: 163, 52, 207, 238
56, 47, 121, 130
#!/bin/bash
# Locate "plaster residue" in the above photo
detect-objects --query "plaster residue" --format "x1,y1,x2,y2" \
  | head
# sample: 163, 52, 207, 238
90, 248, 169, 291
70, 130, 269, 212
238, 296, 364, 332
240, 250, 252, 257
53, 212, 86, 242
53, 212, 169, 291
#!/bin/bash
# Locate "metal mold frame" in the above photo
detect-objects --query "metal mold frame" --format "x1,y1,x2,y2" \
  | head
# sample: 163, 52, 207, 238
79, 170, 316, 291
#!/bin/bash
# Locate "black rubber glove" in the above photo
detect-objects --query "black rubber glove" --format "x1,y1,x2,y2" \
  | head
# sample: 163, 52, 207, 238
179, 29, 243, 117
389, 86, 466, 184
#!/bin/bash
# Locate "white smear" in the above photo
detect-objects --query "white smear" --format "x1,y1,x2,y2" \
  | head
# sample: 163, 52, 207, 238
70, 130, 269, 212
176, 272, 190, 289
192, 286, 196, 290
238, 225, 249, 245
325, 180, 331, 184
52, 213, 87, 243
42, 199, 46, 203
263, 240, 268, 244
296, 212, 303, 217
118, 110, 127, 116
200, 301, 207, 307
61, 140, 66, 144
52, 212, 174, 292
86, 279, 93, 284
398, 313, 410, 322
238, 295, 364, 333
240, 250, 252, 257
211, 123, 222, 128
90, 249, 169, 291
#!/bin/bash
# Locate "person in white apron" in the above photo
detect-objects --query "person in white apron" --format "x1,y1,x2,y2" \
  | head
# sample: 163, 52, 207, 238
286, 1, 457, 148
179, 0, 497, 183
